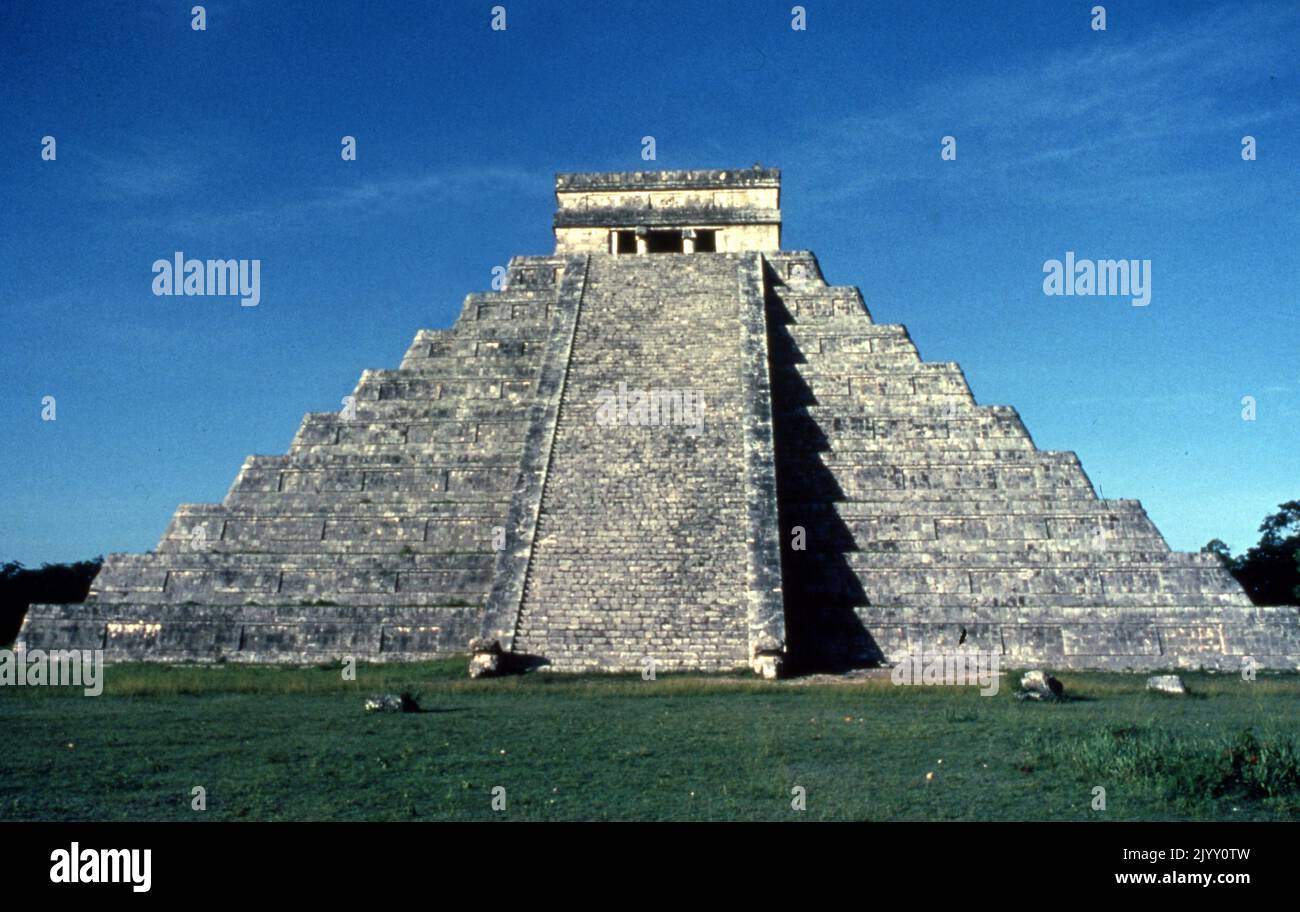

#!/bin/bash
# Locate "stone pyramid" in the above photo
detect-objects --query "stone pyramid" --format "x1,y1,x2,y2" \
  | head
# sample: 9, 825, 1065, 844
22, 168, 1300, 674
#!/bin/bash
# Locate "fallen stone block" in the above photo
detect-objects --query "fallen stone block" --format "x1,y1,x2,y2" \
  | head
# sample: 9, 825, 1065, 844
1018, 669, 1065, 701
468, 637, 504, 678
751, 654, 782, 680
364, 693, 420, 713
1146, 674, 1187, 695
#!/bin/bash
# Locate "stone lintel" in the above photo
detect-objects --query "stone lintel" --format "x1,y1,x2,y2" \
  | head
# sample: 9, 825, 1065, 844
554, 207, 780, 229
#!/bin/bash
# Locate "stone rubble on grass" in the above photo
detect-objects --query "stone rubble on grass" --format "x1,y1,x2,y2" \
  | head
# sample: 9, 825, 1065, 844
1146, 674, 1187, 695
1018, 669, 1065, 701
750, 634, 785, 679
468, 637, 504, 678
364, 693, 420, 713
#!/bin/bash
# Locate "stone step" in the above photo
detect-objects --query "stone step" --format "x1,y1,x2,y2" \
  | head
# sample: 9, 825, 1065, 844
776, 360, 965, 379
252, 438, 527, 468
781, 339, 920, 360
772, 351, 924, 370
94, 566, 493, 603
398, 327, 545, 361
786, 537, 1171, 556
288, 430, 527, 455
771, 297, 870, 321
844, 601, 1272, 625
379, 358, 543, 381
163, 505, 503, 539
838, 564, 1242, 598
400, 339, 548, 369
21, 600, 483, 659
776, 397, 1000, 416
456, 297, 556, 323
219, 491, 514, 511
90, 589, 490, 608
222, 463, 517, 496
790, 374, 975, 401
786, 442, 1040, 459
830, 549, 1218, 569
795, 468, 1096, 499
792, 583, 1253, 611
157, 541, 498, 558
283, 443, 524, 461
353, 372, 537, 402
781, 323, 914, 348
781, 411, 1032, 443
795, 402, 1024, 420
99, 549, 496, 573
834, 451, 1085, 473
330, 403, 545, 422
442, 321, 555, 342
789, 498, 1162, 520
786, 449, 1074, 468
785, 495, 1110, 516
786, 511, 1163, 543
290, 409, 533, 446
159, 525, 501, 553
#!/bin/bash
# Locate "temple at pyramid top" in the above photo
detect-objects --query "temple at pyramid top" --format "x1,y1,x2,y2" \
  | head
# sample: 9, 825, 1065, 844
553, 165, 781, 254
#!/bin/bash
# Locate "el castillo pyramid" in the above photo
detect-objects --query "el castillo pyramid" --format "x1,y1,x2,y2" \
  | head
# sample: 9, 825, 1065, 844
21, 167, 1300, 675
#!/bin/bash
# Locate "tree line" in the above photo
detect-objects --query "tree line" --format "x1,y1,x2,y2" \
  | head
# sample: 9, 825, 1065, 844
1203, 500, 1300, 607
0, 557, 102, 645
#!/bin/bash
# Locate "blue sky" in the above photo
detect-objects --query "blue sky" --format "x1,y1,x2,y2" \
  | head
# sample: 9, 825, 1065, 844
1, 0, 1297, 565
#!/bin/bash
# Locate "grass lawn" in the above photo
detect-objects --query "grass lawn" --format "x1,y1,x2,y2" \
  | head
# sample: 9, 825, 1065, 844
2, 660, 1298, 821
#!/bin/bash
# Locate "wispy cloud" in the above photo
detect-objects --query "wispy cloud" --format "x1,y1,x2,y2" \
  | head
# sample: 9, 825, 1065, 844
143, 165, 547, 235
85, 145, 208, 200
797, 3, 1300, 212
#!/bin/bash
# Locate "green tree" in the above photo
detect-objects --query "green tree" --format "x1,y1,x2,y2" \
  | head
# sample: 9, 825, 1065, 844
0, 556, 103, 645
1204, 501, 1300, 606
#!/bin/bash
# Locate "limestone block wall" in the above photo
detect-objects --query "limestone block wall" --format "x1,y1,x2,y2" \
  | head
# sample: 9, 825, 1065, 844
554, 228, 610, 254
21, 258, 572, 661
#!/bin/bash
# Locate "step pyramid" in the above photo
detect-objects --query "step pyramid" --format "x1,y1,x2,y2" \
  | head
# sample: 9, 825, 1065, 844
21, 167, 1300, 673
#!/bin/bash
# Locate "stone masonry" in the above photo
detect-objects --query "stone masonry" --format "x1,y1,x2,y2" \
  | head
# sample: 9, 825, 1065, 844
20, 167, 1300, 673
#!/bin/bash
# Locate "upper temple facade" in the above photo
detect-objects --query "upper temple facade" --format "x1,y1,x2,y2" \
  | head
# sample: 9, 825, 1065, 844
20, 167, 1300, 675
553, 167, 782, 254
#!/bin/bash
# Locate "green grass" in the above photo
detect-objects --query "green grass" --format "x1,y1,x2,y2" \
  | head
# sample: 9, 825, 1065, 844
1036, 724, 1300, 803
2, 662, 1298, 821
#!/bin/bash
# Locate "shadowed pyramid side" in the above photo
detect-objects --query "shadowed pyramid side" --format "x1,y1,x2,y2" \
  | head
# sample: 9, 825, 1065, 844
763, 251, 1300, 671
